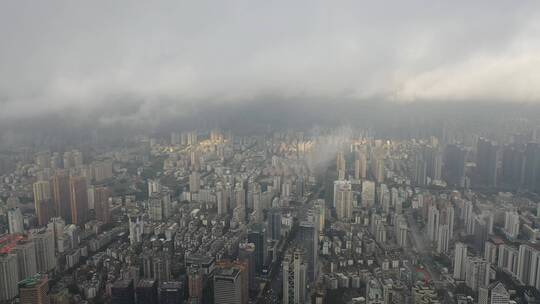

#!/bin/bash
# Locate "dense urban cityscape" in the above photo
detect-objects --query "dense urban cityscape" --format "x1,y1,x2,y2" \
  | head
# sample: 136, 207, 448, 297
1, 124, 540, 304
2, 1, 540, 304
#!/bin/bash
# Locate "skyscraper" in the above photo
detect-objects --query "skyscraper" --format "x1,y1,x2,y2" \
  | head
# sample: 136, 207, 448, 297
188, 267, 202, 303
214, 266, 244, 304
524, 142, 540, 193
517, 244, 540, 287
111, 279, 135, 304
69, 176, 88, 225
336, 151, 346, 180
443, 144, 466, 187
14, 240, 37, 280
19, 274, 50, 304
453, 242, 468, 280
354, 151, 367, 180
335, 182, 353, 219
436, 225, 449, 254
128, 215, 144, 245
504, 211, 520, 239
238, 243, 256, 291
94, 186, 111, 224
414, 154, 428, 186
267, 208, 282, 241
33, 181, 52, 226
501, 145, 525, 189
189, 171, 200, 193
0, 253, 19, 302
299, 217, 318, 283
478, 281, 510, 304
51, 172, 71, 223
465, 257, 490, 292
476, 137, 499, 187
427, 206, 439, 242
136, 279, 158, 304
248, 224, 266, 274
32, 230, 56, 273
283, 248, 307, 304
498, 244, 519, 276
8, 207, 24, 234
361, 180, 375, 208
159, 281, 184, 304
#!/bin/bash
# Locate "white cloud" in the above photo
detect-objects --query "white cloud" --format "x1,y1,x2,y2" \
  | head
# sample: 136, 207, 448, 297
0, 1, 539, 120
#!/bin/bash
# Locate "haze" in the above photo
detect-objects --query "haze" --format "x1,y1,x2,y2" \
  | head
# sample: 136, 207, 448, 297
1, 1, 540, 124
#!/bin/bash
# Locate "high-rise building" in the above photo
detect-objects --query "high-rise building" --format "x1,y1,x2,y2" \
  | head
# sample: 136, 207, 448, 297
32, 230, 56, 273
214, 266, 245, 304
498, 244, 519, 276
501, 145, 525, 189
414, 154, 428, 186
152, 253, 171, 282
33, 181, 52, 226
333, 180, 349, 208
336, 151, 346, 180
14, 240, 37, 280
136, 279, 158, 304
372, 156, 385, 183
91, 160, 113, 182
427, 206, 439, 242
0, 253, 19, 302
478, 281, 510, 304
234, 183, 246, 221
464, 200, 475, 235
453, 242, 468, 280
517, 244, 540, 287
397, 224, 408, 248
128, 215, 144, 245
148, 179, 162, 195
424, 145, 442, 182
436, 225, 450, 254
299, 216, 318, 283
159, 281, 184, 304
283, 248, 307, 304
111, 279, 135, 304
313, 199, 326, 233
476, 137, 499, 187
248, 224, 266, 274
19, 274, 50, 304
94, 186, 111, 224
69, 176, 88, 225
189, 171, 200, 193
35, 153, 51, 170
443, 144, 467, 187
484, 241, 498, 265
504, 211, 520, 239
47, 217, 65, 252
51, 172, 71, 223
188, 267, 203, 304
216, 187, 228, 216
238, 243, 256, 291
361, 180, 375, 208
335, 182, 353, 220
465, 257, 490, 292
8, 207, 24, 234
267, 208, 282, 241
148, 190, 171, 221
354, 151, 367, 180
523, 143, 540, 193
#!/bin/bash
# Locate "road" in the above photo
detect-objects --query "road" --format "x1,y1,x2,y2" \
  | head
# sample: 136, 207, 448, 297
404, 210, 442, 282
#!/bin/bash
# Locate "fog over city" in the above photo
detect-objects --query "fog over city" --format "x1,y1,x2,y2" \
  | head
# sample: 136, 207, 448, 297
4, 3, 540, 304
1, 1, 540, 127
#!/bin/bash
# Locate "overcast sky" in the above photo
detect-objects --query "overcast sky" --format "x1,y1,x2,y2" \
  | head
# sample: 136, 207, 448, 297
1, 1, 540, 121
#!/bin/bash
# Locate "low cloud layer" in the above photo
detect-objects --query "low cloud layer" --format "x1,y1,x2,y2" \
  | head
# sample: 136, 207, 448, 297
1, 1, 540, 121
